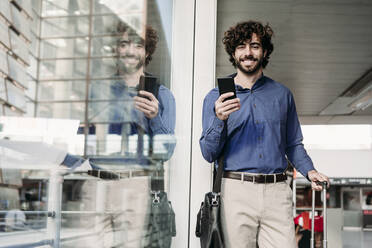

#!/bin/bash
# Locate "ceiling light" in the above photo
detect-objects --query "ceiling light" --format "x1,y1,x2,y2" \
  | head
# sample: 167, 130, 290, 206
342, 68, 372, 97
349, 88, 372, 111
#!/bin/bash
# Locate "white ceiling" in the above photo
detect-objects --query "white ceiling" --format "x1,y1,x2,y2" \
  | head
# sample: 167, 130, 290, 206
216, 0, 372, 119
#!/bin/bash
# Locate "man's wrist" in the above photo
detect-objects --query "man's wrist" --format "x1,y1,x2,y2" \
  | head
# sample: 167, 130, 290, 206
307, 169, 317, 181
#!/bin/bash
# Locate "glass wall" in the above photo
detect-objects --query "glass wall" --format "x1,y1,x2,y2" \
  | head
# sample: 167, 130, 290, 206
0, 0, 184, 247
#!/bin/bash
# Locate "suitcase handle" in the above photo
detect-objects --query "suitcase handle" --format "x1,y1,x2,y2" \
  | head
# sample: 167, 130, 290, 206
311, 181, 327, 248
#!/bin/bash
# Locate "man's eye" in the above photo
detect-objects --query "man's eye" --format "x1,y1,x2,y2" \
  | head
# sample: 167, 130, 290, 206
119, 42, 128, 48
135, 44, 144, 48
237, 45, 245, 49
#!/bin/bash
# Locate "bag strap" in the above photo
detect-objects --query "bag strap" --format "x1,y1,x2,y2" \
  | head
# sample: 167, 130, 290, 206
212, 155, 224, 193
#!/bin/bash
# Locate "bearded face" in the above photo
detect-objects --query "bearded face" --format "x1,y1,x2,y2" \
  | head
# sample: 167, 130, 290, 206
233, 33, 265, 76
235, 54, 264, 75
117, 33, 146, 74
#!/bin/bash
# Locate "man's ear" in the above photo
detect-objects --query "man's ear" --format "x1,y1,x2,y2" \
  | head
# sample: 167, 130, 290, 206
263, 49, 267, 58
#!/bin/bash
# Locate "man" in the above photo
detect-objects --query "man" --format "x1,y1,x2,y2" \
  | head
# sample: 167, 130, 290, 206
85, 23, 176, 248
89, 22, 176, 160
109, 22, 176, 159
199, 20, 329, 248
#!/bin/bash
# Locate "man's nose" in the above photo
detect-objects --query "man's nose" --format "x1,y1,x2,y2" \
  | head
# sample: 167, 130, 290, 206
243, 46, 252, 56
126, 43, 136, 54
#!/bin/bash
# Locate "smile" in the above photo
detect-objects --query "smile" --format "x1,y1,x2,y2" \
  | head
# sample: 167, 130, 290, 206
241, 59, 256, 66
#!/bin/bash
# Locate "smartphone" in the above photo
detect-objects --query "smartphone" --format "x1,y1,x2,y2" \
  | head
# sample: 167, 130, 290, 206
217, 77, 236, 101
138, 75, 159, 99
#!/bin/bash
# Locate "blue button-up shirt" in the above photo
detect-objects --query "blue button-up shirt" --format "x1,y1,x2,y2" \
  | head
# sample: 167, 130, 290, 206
199, 74, 315, 177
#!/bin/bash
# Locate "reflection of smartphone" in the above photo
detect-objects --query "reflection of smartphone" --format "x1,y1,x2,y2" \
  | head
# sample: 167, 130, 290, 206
217, 77, 236, 102
138, 75, 159, 99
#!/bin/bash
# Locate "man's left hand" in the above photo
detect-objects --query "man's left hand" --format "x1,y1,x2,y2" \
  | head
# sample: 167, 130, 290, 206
134, 90, 159, 119
307, 170, 330, 191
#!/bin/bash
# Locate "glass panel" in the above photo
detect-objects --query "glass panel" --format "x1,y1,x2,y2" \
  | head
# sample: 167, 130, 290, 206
0, 0, 12, 22
91, 36, 118, 57
0, 20, 10, 49
25, 100, 35, 117
92, 14, 144, 36
30, 7, 40, 35
9, 29, 30, 64
93, 0, 144, 14
6, 80, 26, 111
89, 58, 116, 79
29, 32, 39, 56
27, 55, 37, 79
7, 55, 28, 88
14, 0, 33, 18
37, 102, 85, 121
0, 48, 8, 75
38, 81, 86, 101
41, 16, 89, 38
89, 79, 124, 100
31, 0, 42, 13
0, 77, 7, 101
88, 99, 134, 123
343, 190, 361, 211
39, 59, 87, 80
343, 189, 362, 227
40, 38, 89, 59
85, 123, 135, 156
3, 1, 178, 247
25, 78, 36, 100
86, 123, 176, 160
10, 4, 32, 41
42, 0, 90, 17
362, 189, 372, 210
3, 105, 23, 116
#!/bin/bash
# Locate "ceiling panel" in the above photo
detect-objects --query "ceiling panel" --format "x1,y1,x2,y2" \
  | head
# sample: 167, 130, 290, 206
216, 0, 372, 118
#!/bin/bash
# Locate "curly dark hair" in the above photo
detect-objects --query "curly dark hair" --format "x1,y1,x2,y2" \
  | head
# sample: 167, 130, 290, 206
115, 22, 158, 65
223, 20, 274, 68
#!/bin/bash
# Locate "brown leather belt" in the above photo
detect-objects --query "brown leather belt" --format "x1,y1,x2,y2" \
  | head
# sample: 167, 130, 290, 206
223, 171, 287, 184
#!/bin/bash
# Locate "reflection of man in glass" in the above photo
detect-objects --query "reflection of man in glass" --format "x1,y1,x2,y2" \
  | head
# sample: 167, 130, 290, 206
106, 22, 175, 161
87, 23, 176, 248
117, 22, 159, 119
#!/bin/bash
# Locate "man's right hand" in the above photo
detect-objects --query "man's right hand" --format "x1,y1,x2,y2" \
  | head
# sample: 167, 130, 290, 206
215, 92, 241, 121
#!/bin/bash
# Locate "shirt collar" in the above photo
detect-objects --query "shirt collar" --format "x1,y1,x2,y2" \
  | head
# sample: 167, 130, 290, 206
228, 72, 266, 91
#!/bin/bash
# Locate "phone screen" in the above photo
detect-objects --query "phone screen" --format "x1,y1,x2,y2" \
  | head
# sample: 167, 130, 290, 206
217, 77, 236, 102
138, 75, 159, 99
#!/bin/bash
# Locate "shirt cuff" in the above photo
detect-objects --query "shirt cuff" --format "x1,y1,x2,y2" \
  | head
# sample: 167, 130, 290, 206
149, 114, 167, 133
296, 160, 315, 180
210, 117, 225, 133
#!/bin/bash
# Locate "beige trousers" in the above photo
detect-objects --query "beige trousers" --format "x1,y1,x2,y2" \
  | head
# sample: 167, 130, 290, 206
63, 177, 151, 248
220, 177, 296, 248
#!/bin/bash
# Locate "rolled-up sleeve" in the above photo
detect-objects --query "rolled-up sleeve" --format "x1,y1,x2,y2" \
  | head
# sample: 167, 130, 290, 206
285, 93, 315, 177
199, 92, 227, 163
